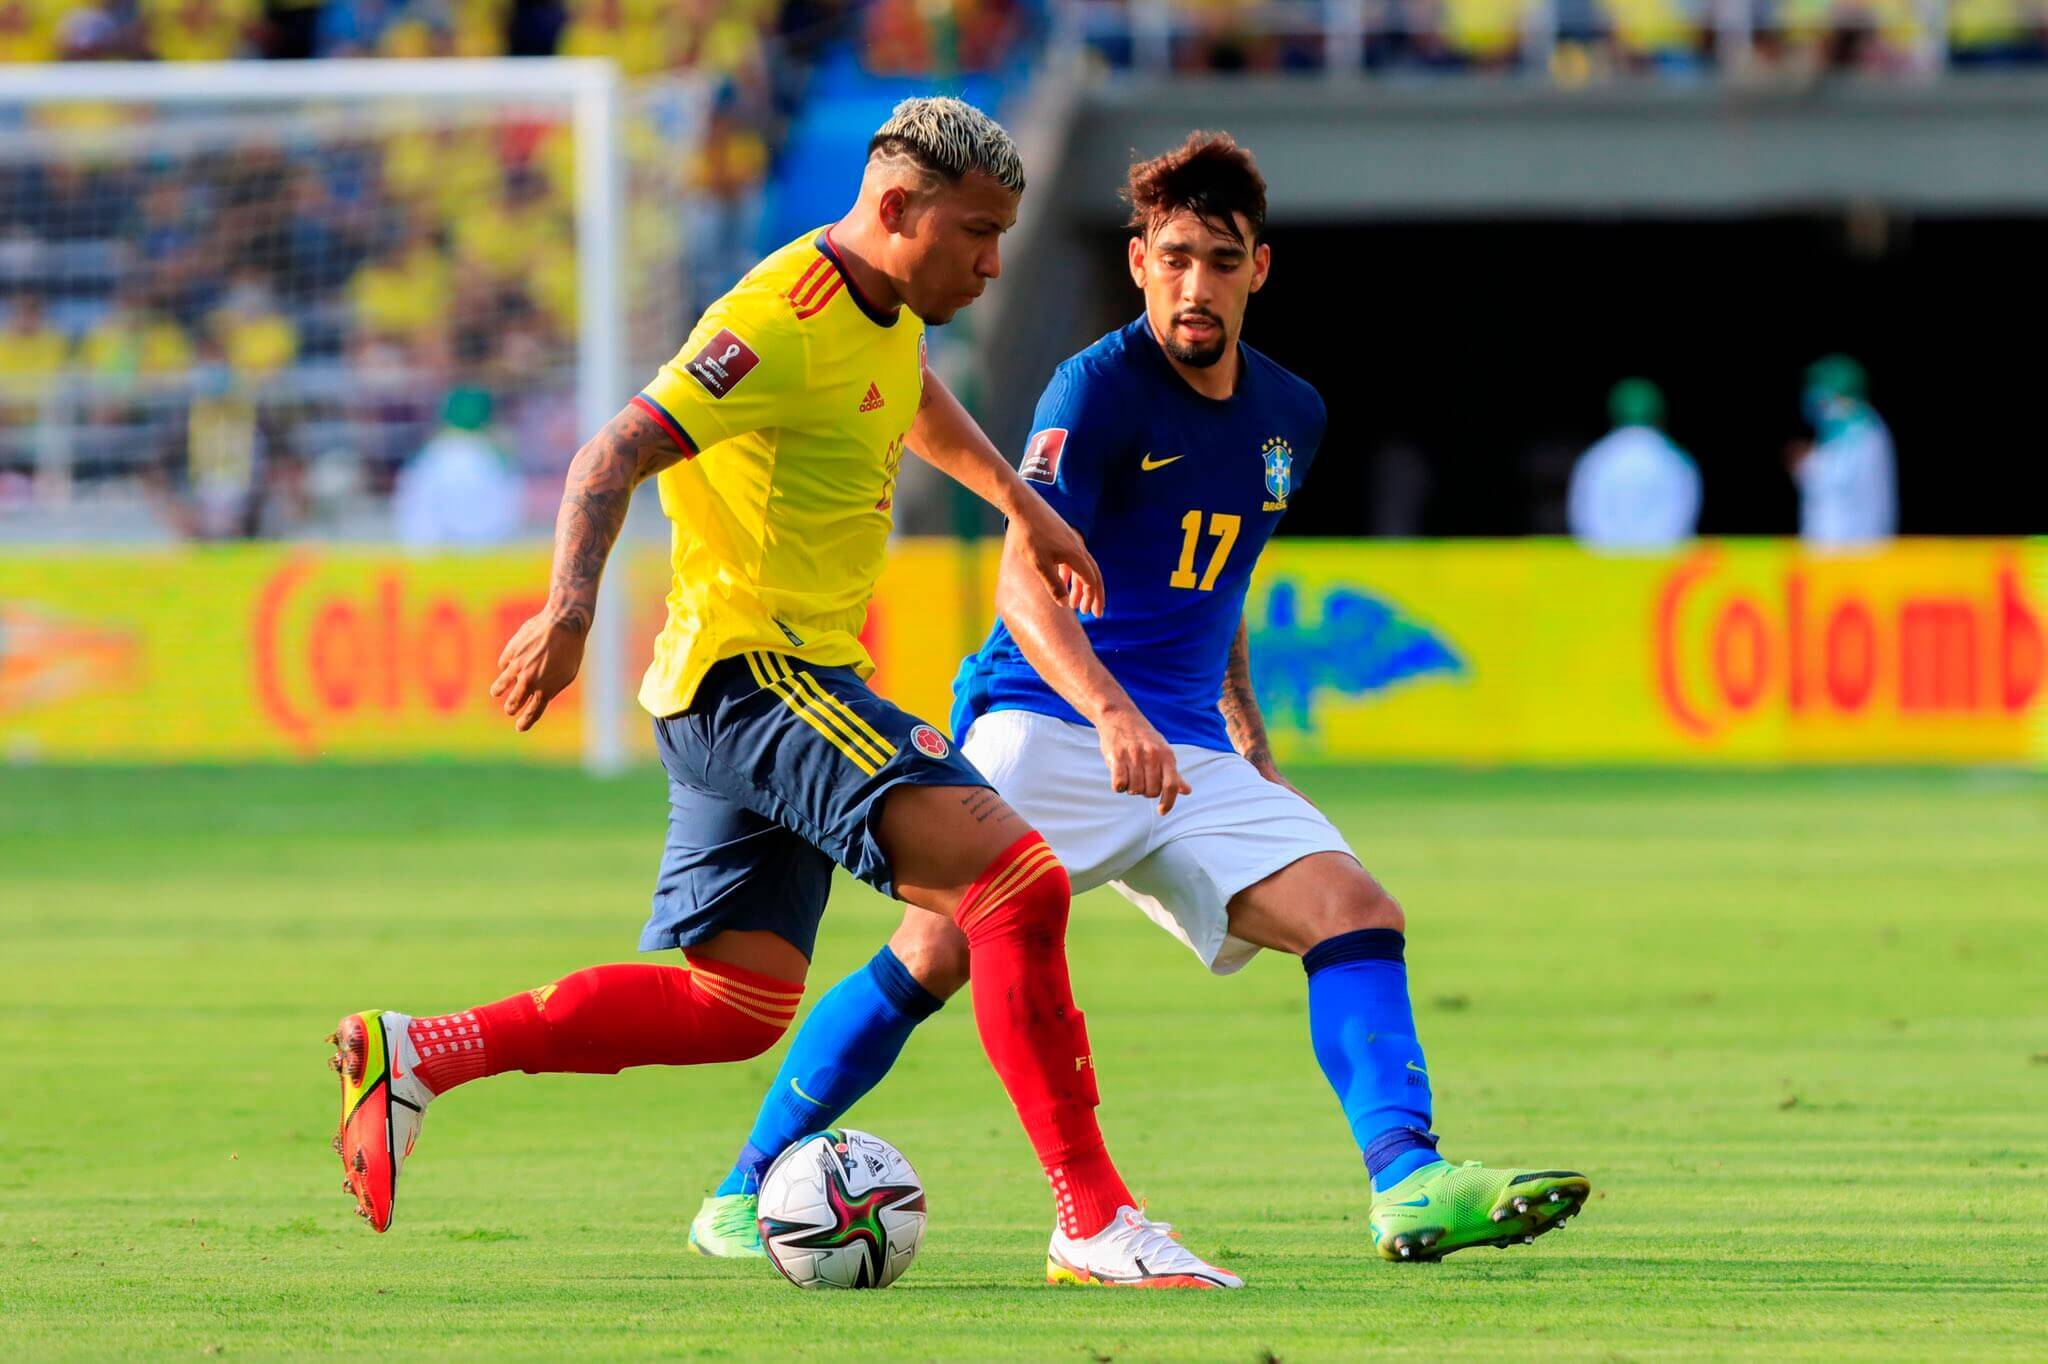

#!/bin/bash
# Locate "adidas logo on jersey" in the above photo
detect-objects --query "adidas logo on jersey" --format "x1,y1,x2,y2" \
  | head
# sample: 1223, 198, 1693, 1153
859, 383, 885, 413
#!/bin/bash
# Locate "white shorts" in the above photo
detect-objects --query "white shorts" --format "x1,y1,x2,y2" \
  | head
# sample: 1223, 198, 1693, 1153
961, 709, 1357, 975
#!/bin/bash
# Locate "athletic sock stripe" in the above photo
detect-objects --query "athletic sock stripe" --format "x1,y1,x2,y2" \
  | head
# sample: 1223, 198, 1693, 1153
688, 967, 805, 1005
959, 857, 1063, 935
695, 977, 800, 1028
787, 667, 894, 764
689, 965, 801, 1009
764, 653, 893, 768
794, 275, 844, 319
960, 844, 1061, 925
694, 973, 800, 1015
960, 843, 1060, 923
747, 653, 882, 776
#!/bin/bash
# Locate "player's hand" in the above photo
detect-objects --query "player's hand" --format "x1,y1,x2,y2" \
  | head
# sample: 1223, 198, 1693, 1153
1251, 758, 1307, 803
490, 608, 589, 732
1008, 490, 1106, 617
1097, 705, 1192, 815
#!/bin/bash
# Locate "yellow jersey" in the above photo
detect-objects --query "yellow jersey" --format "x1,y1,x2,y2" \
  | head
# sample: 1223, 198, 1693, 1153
633, 227, 927, 717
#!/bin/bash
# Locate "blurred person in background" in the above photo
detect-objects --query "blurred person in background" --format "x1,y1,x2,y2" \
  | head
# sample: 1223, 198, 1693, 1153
144, 0, 257, 59
688, 93, 770, 310
208, 268, 298, 378
260, 0, 324, 57
392, 385, 524, 546
0, 295, 69, 403
1566, 377, 1700, 549
0, 0, 61, 62
1788, 353, 1895, 546
79, 286, 195, 383
155, 338, 304, 538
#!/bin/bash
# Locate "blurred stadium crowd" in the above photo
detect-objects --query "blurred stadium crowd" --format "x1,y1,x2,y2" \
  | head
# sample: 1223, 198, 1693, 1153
1069, 0, 2048, 77
0, 0, 2036, 543
0, 0, 1041, 538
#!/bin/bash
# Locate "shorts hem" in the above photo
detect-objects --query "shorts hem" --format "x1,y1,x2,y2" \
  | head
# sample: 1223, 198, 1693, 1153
855, 762, 997, 900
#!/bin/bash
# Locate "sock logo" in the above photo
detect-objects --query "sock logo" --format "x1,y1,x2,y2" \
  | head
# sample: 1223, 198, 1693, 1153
530, 983, 558, 1012
1074, 1055, 1093, 1072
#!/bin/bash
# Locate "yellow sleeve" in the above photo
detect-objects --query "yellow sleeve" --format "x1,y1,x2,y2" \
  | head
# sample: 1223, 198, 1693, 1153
633, 294, 805, 456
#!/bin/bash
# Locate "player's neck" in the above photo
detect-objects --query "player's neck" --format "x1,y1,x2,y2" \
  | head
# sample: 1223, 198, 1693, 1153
823, 220, 904, 316
1159, 339, 1241, 402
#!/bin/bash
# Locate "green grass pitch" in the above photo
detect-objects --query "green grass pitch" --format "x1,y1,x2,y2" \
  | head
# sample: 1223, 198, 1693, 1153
3, 764, 2044, 1360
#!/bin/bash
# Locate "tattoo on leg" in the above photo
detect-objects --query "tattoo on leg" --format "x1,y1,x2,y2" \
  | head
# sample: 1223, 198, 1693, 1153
961, 789, 1013, 825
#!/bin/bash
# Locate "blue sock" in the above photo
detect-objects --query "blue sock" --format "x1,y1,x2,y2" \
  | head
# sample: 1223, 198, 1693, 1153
1303, 928, 1442, 1194
713, 946, 942, 1197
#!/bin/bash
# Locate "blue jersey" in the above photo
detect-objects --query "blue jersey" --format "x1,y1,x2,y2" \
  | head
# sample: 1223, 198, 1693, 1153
952, 316, 1326, 751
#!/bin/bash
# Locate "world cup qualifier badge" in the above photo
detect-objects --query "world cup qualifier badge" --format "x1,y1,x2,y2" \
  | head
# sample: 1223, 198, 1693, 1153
1261, 436, 1293, 511
685, 328, 761, 398
911, 724, 950, 759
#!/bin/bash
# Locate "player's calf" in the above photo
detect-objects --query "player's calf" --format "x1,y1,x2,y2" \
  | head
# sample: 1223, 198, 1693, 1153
885, 907, 971, 1001
330, 954, 804, 1231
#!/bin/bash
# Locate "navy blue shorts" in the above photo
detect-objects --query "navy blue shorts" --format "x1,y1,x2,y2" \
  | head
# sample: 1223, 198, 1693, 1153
640, 651, 991, 959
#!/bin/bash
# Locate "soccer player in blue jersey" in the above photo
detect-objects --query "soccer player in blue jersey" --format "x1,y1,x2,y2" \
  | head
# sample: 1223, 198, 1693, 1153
691, 133, 1591, 1269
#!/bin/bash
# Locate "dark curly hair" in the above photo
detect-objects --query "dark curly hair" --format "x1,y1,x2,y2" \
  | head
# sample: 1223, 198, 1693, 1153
1123, 131, 1268, 247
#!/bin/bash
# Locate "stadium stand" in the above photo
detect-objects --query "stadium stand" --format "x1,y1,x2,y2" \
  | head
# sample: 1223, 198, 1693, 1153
0, 0, 2040, 541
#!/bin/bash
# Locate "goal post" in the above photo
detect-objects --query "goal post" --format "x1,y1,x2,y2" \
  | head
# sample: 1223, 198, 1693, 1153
0, 58, 686, 775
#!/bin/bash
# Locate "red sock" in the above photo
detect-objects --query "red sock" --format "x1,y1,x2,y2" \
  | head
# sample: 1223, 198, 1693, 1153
406, 956, 803, 1096
957, 830, 1134, 1238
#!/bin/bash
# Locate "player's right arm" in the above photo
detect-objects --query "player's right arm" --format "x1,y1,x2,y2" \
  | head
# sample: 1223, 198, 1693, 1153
491, 402, 686, 731
997, 363, 1189, 813
493, 301, 801, 731
995, 534, 1190, 814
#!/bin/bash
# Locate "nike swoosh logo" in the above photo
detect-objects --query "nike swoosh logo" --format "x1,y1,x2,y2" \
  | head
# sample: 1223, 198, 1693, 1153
1139, 453, 1184, 471
1405, 1061, 1428, 1075
1387, 1195, 1430, 1208
789, 1077, 826, 1108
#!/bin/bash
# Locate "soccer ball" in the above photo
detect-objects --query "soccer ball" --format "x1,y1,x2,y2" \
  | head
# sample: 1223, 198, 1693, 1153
756, 1128, 926, 1290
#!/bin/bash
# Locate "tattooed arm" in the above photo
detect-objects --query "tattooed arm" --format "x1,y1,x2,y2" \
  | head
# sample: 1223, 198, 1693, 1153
490, 404, 686, 731
1222, 615, 1301, 795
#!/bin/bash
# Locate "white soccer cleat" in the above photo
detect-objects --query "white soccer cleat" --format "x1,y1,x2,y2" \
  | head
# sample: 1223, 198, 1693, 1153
1045, 1205, 1243, 1289
330, 1010, 434, 1231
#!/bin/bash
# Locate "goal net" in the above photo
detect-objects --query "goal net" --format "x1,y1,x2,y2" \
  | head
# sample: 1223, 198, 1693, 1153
0, 60, 712, 769
0, 60, 711, 536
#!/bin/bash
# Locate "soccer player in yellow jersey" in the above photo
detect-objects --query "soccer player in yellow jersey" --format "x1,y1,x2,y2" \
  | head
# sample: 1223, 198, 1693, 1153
328, 98, 1240, 1288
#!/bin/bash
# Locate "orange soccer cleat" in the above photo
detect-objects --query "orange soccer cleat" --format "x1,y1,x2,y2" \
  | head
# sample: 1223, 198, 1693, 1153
329, 1011, 430, 1232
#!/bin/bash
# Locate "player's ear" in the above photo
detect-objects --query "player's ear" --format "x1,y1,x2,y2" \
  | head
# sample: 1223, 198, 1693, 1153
1126, 234, 1146, 289
1249, 241, 1271, 294
878, 184, 911, 235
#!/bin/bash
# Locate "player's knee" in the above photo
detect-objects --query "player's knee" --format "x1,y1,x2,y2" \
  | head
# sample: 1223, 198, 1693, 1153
1349, 881, 1405, 935
1295, 875, 1403, 952
682, 960, 802, 1062
956, 831, 1070, 947
694, 991, 793, 1063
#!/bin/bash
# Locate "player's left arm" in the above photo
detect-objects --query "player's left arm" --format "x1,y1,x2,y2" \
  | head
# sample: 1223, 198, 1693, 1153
907, 364, 1105, 616
1222, 614, 1306, 799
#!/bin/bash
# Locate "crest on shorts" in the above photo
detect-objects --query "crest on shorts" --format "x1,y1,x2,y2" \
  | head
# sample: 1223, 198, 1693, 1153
1261, 436, 1293, 511
910, 724, 950, 759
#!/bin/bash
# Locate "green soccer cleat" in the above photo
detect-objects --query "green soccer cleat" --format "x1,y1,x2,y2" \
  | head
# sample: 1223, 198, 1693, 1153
688, 1192, 767, 1259
1368, 1160, 1591, 1263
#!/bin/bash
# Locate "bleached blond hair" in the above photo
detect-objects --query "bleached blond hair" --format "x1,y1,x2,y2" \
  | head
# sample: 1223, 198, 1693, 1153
867, 97, 1025, 195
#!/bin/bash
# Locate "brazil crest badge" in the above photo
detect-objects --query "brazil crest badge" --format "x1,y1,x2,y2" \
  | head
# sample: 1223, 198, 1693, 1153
1261, 436, 1293, 512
